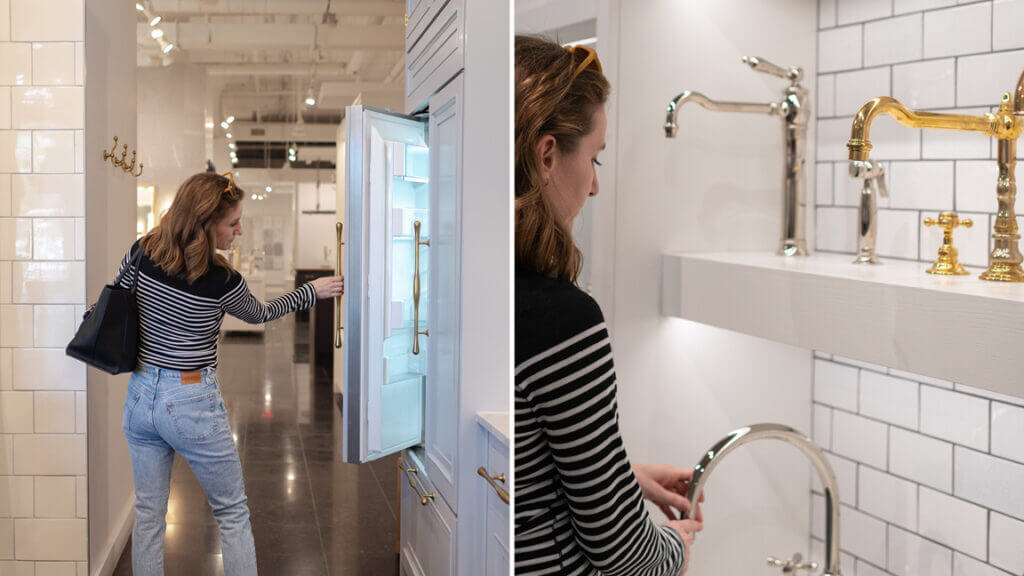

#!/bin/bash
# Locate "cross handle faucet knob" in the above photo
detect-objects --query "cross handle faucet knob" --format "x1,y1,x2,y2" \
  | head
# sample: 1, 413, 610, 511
767, 553, 819, 574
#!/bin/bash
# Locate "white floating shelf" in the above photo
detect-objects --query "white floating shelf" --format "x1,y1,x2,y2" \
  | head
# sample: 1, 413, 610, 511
662, 251, 1024, 399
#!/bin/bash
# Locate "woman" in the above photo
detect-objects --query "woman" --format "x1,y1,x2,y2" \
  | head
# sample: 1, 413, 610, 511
515, 36, 704, 575
114, 172, 343, 575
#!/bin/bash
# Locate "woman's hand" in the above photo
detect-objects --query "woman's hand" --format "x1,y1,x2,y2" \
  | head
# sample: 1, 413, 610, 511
310, 275, 344, 299
665, 518, 702, 575
632, 462, 705, 521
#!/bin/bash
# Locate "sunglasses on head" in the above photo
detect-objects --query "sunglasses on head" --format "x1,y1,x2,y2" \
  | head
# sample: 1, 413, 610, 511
565, 44, 601, 79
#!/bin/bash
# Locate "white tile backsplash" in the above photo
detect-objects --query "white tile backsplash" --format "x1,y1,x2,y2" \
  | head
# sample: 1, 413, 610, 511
814, 359, 858, 410
837, 0, 891, 24
956, 50, 1024, 107
888, 525, 953, 576
820, 0, 838, 27
954, 552, 1011, 576
32, 477, 75, 518
816, 206, 859, 252
992, 0, 1024, 50
875, 209, 920, 259
954, 160, 999, 213
818, 75, 836, 118
990, 402, 1024, 464
918, 486, 988, 560
867, 115, 922, 160
842, 505, 888, 567
888, 427, 953, 492
858, 465, 918, 530
894, 0, 957, 13
12, 436, 85, 476
988, 512, 1024, 574
859, 371, 919, 429
10, 0, 84, 42
920, 387, 989, 451
864, 14, 923, 66
816, 162, 834, 205
887, 161, 953, 210
813, 403, 832, 448
832, 410, 888, 468
923, 3, 992, 58
819, 25, 863, 72
11, 87, 84, 130
954, 446, 1024, 521
0, 45, 31, 86
892, 58, 956, 110
13, 519, 86, 560
31, 44, 75, 86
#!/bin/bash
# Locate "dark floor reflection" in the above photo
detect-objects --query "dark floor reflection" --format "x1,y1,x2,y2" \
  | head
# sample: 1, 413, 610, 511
114, 316, 400, 575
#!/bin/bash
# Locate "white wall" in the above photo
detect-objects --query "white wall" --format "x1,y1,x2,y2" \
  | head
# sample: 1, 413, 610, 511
0, 0, 90, 572
137, 63, 206, 220
607, 2, 817, 575
813, 2, 1024, 575
295, 181, 337, 269
85, 0, 138, 574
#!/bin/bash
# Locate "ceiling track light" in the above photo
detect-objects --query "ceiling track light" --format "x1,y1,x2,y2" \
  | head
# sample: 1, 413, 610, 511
161, 42, 174, 54
149, 15, 162, 26
151, 28, 164, 39
136, 3, 145, 11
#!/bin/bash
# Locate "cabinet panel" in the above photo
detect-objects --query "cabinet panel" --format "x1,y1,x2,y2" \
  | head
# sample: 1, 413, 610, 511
400, 450, 457, 576
405, 0, 464, 113
425, 75, 462, 512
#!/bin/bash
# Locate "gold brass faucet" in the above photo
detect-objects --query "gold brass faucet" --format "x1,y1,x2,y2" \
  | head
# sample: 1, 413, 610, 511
847, 66, 1024, 281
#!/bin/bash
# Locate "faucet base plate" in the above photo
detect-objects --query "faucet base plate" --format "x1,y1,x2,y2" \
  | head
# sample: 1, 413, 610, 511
980, 262, 1024, 282
777, 241, 809, 257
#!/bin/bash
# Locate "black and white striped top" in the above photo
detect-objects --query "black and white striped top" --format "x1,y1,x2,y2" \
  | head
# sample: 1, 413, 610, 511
113, 239, 317, 371
515, 267, 685, 576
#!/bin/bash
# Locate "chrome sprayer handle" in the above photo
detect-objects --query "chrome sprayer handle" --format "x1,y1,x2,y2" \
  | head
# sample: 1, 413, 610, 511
742, 56, 803, 84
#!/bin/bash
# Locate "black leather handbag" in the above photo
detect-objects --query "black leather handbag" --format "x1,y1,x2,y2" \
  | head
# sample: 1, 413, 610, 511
65, 245, 144, 374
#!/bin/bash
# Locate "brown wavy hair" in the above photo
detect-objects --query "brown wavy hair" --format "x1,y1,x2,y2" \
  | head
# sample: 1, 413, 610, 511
139, 172, 243, 284
515, 35, 609, 283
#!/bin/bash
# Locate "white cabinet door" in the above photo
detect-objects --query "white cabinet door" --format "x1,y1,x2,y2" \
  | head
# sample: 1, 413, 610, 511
425, 75, 462, 512
405, 0, 465, 113
342, 105, 431, 464
400, 449, 457, 576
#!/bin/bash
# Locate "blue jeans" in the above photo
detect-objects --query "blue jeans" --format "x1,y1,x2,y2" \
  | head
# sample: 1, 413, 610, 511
123, 361, 257, 576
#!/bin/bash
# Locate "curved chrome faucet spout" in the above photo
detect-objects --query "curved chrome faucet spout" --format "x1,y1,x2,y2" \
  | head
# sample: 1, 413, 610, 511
664, 91, 777, 138
685, 423, 841, 576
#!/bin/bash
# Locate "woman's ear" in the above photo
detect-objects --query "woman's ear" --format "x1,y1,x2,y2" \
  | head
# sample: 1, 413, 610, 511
535, 134, 557, 185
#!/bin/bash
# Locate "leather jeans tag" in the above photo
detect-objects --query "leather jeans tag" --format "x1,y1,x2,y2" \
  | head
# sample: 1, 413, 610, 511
181, 371, 202, 385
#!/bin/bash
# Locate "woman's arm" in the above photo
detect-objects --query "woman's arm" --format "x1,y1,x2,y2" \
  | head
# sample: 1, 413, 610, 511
517, 319, 687, 576
221, 277, 318, 324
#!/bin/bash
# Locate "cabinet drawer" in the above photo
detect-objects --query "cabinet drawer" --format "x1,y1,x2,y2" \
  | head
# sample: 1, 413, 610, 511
482, 432, 509, 576
400, 450, 457, 576
405, 0, 464, 113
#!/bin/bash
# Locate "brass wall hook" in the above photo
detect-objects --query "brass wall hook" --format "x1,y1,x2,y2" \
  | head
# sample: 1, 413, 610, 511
115, 144, 128, 167
102, 136, 119, 162
122, 150, 137, 173
132, 162, 144, 177
924, 212, 972, 275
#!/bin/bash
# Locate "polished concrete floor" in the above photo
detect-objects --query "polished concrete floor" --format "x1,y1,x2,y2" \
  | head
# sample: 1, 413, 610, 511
114, 315, 400, 575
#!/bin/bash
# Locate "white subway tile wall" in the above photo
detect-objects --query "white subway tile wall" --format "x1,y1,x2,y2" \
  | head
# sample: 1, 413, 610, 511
816, 1, 1024, 267
0, 2, 87, 570
812, 353, 1024, 575
813, 13, 1024, 570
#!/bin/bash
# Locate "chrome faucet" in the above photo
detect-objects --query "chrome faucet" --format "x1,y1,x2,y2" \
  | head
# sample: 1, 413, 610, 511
850, 159, 888, 264
665, 56, 810, 257
685, 423, 841, 576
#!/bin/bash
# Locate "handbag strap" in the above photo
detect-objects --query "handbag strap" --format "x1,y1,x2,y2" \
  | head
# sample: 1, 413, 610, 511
113, 244, 145, 293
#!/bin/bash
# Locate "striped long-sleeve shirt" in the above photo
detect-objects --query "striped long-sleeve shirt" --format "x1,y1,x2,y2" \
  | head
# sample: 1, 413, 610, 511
111, 239, 317, 370
515, 267, 685, 575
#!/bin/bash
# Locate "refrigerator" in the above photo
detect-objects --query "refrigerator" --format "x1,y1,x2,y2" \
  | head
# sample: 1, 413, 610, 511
341, 105, 433, 464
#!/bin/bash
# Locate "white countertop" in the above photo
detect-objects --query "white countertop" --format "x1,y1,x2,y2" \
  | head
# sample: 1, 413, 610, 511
476, 412, 509, 447
662, 251, 1024, 399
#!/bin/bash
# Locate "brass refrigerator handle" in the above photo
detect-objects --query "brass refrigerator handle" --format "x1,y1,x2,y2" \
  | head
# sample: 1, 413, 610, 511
412, 220, 430, 355
477, 466, 510, 505
335, 222, 344, 349
399, 460, 435, 506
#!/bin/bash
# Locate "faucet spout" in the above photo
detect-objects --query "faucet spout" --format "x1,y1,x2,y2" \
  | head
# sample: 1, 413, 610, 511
1015, 67, 1024, 116
685, 423, 841, 576
665, 91, 777, 138
847, 97, 997, 161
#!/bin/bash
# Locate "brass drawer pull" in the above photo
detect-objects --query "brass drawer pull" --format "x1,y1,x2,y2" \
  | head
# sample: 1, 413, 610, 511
400, 460, 435, 506
477, 466, 509, 505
